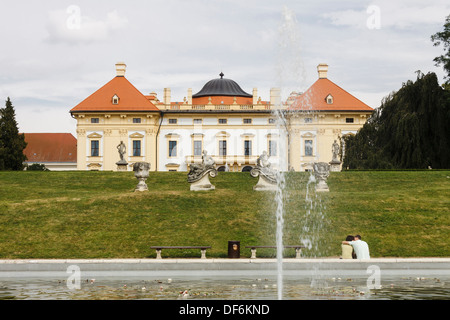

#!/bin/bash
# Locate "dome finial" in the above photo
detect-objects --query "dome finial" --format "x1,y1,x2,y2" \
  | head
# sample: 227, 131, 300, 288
219, 72, 224, 79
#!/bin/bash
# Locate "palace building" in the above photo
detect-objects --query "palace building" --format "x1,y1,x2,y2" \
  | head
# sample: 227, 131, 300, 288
70, 63, 373, 172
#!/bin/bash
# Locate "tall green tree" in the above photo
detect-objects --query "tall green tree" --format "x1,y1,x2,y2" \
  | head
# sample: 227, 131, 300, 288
431, 14, 450, 84
0, 97, 27, 170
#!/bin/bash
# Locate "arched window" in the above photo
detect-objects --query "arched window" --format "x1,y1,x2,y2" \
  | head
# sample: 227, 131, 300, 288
112, 94, 120, 105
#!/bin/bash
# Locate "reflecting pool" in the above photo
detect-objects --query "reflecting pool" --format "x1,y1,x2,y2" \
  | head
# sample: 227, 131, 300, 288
0, 275, 448, 300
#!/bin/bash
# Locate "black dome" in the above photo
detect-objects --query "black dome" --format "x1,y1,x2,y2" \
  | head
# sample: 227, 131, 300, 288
192, 73, 252, 98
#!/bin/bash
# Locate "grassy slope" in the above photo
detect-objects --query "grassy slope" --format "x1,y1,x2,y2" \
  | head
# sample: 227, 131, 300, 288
0, 170, 448, 259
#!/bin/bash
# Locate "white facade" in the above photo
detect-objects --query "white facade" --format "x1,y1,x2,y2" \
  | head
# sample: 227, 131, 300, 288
159, 115, 287, 172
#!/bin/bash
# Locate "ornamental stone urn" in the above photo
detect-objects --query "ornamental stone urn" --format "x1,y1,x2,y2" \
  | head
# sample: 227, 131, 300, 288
187, 150, 217, 191
133, 162, 151, 192
250, 151, 278, 191
313, 162, 330, 192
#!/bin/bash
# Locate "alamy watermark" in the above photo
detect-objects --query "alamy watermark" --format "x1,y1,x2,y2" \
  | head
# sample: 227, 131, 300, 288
366, 265, 382, 289
66, 265, 81, 290
66, 5, 81, 30
366, 5, 381, 30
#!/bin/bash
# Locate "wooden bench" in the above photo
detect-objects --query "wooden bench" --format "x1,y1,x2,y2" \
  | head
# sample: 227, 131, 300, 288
245, 245, 305, 259
150, 246, 212, 259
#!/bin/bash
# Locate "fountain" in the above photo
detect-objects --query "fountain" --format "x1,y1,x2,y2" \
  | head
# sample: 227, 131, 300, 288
269, 5, 337, 299
270, 4, 309, 300
301, 170, 330, 257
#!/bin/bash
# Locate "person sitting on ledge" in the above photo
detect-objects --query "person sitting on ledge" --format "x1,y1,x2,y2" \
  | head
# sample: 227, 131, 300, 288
341, 235, 356, 259
342, 234, 370, 259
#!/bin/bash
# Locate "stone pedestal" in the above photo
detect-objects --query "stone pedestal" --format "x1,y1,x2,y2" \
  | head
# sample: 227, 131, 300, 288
329, 160, 342, 172
133, 162, 150, 192
190, 173, 216, 191
315, 179, 330, 192
253, 175, 278, 191
116, 160, 128, 172
135, 178, 149, 192
250, 164, 278, 192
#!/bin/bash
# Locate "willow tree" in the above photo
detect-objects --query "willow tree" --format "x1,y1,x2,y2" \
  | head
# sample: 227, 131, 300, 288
344, 16, 450, 169
343, 72, 450, 169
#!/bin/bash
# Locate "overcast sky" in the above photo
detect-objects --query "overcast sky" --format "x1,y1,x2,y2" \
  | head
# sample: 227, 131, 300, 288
1, 0, 449, 135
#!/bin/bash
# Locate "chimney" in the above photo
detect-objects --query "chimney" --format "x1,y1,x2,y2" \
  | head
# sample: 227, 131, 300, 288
270, 88, 281, 107
317, 63, 328, 79
253, 88, 258, 105
164, 88, 171, 105
187, 88, 192, 104
115, 62, 127, 77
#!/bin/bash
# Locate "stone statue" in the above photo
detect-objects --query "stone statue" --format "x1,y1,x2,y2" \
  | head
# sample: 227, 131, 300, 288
116, 140, 128, 170
256, 151, 271, 169
329, 139, 342, 172
313, 162, 330, 192
250, 151, 278, 191
188, 150, 218, 191
331, 140, 340, 162
202, 150, 215, 167
133, 162, 151, 192
117, 141, 126, 162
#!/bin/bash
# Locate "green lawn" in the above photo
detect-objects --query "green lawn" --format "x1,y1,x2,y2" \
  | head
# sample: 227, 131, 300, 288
0, 170, 448, 259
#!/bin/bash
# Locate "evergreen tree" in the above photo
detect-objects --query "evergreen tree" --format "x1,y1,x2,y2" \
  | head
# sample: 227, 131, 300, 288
0, 97, 27, 170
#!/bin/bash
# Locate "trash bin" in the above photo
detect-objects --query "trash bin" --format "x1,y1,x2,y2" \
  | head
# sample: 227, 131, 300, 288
228, 241, 240, 258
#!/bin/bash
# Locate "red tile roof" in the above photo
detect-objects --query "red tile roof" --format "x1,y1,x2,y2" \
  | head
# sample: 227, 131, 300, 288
70, 76, 160, 113
289, 78, 373, 112
24, 133, 77, 163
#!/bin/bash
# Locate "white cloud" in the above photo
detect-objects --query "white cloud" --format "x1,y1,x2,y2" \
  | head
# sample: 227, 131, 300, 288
322, 1, 450, 30
45, 7, 128, 44
0, 1, 447, 135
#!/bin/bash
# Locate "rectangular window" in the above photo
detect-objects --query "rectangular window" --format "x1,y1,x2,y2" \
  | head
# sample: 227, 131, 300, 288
219, 140, 227, 156
244, 140, 252, 156
243, 118, 252, 124
193, 119, 202, 125
269, 140, 277, 156
91, 140, 99, 157
169, 119, 178, 124
133, 140, 141, 156
305, 140, 313, 156
91, 118, 99, 124
218, 119, 227, 124
268, 118, 276, 124
194, 140, 202, 156
169, 141, 177, 157
346, 118, 354, 123
304, 118, 313, 123
133, 118, 141, 124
